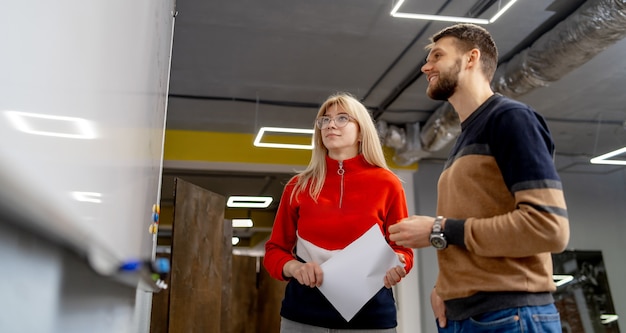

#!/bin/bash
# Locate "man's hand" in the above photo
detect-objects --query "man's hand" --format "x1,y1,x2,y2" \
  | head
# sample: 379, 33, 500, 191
431, 287, 447, 328
388, 215, 436, 248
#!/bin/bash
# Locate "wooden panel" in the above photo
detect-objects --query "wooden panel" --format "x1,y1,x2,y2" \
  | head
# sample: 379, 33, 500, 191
153, 176, 284, 333
228, 255, 286, 333
221, 219, 233, 333
257, 263, 286, 332
230, 255, 259, 333
168, 178, 226, 333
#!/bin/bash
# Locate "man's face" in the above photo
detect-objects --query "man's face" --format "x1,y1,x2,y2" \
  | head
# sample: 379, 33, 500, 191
422, 37, 463, 101
427, 58, 461, 101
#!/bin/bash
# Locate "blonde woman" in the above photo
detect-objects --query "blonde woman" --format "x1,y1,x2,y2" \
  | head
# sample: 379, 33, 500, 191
264, 92, 413, 332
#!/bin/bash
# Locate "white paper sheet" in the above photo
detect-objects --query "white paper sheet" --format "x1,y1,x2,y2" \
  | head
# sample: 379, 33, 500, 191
311, 224, 402, 322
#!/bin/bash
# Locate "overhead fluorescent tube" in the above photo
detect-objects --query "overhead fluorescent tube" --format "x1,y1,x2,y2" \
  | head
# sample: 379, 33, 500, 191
232, 218, 254, 228
227, 196, 273, 208
390, 0, 517, 24
254, 126, 314, 150
590, 146, 626, 165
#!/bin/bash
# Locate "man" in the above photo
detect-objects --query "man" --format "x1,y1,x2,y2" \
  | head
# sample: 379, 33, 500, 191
388, 23, 570, 332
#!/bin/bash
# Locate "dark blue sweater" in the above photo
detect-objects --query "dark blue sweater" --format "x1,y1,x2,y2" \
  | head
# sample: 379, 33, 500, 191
280, 278, 397, 329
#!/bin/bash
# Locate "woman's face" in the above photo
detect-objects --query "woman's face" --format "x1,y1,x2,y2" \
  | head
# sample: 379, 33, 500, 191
319, 104, 360, 158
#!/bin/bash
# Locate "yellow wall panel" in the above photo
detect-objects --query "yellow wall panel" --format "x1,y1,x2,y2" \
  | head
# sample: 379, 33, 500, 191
164, 130, 417, 170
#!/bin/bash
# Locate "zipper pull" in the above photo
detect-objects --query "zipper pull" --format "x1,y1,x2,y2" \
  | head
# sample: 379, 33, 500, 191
338, 161, 344, 208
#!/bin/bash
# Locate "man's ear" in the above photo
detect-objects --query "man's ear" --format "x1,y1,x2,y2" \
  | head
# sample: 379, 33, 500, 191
467, 49, 480, 68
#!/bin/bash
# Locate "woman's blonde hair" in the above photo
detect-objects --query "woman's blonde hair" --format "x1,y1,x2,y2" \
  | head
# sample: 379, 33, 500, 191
290, 92, 390, 202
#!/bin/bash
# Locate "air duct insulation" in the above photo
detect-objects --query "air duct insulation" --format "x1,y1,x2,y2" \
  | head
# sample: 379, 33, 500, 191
384, 104, 460, 166
419, 103, 460, 152
392, 122, 429, 166
493, 0, 626, 97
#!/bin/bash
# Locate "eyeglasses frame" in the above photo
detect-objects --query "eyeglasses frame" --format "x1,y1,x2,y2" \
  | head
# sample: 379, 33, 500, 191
315, 114, 354, 130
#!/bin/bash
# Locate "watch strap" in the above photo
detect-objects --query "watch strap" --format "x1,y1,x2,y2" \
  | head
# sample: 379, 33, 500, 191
433, 216, 444, 233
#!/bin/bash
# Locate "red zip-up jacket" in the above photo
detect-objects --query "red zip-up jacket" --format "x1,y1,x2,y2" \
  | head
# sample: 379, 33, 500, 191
264, 154, 413, 329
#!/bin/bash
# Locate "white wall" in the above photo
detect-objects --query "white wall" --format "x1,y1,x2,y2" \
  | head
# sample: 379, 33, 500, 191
559, 168, 626, 329
0, 1, 176, 332
412, 160, 626, 333
395, 170, 421, 333
0, 219, 140, 333
412, 162, 443, 333
0, 0, 175, 274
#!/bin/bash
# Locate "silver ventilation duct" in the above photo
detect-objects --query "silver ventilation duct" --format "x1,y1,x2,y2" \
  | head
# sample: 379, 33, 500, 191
385, 104, 460, 166
389, 0, 626, 165
392, 122, 429, 167
493, 0, 626, 97
419, 103, 460, 152
377, 119, 407, 150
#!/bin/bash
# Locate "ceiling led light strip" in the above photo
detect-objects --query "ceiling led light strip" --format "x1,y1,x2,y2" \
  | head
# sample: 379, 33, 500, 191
232, 218, 254, 228
253, 126, 314, 150
227, 196, 273, 208
590, 146, 626, 165
600, 314, 619, 325
390, 0, 518, 24
488, 0, 518, 23
552, 274, 574, 287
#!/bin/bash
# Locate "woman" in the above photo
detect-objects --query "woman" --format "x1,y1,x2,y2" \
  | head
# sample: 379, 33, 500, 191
264, 92, 414, 332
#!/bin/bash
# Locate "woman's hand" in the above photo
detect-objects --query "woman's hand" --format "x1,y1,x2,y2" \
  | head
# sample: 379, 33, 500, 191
283, 260, 323, 287
384, 254, 407, 288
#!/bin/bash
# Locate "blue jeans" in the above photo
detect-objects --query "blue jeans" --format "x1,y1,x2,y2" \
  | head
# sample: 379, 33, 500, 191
436, 304, 561, 333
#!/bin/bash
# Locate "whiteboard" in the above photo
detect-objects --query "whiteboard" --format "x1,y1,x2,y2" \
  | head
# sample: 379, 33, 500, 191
0, 0, 176, 277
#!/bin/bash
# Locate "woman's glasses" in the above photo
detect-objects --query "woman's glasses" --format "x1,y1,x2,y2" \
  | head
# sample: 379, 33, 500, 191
316, 114, 353, 129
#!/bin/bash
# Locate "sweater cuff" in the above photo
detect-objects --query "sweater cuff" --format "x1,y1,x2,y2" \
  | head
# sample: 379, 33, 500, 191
444, 218, 466, 248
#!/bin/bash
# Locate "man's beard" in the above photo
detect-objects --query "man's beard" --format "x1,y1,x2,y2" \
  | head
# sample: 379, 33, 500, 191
426, 59, 461, 101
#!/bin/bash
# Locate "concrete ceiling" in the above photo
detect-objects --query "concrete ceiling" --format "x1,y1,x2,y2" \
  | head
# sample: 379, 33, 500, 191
161, 0, 626, 249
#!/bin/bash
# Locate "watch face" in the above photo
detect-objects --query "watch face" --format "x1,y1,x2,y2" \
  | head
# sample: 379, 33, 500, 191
430, 234, 447, 249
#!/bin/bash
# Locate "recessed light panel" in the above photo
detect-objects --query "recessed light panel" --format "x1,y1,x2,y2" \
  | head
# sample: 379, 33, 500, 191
590, 146, 626, 165
390, 0, 518, 24
232, 218, 254, 228
227, 196, 273, 208
254, 126, 314, 150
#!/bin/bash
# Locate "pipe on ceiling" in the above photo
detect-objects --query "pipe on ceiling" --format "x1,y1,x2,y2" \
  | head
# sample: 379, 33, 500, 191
493, 0, 626, 97
418, 103, 460, 152
388, 0, 626, 165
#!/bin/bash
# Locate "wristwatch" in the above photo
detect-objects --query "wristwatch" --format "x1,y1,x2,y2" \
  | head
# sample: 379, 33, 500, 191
429, 216, 448, 250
